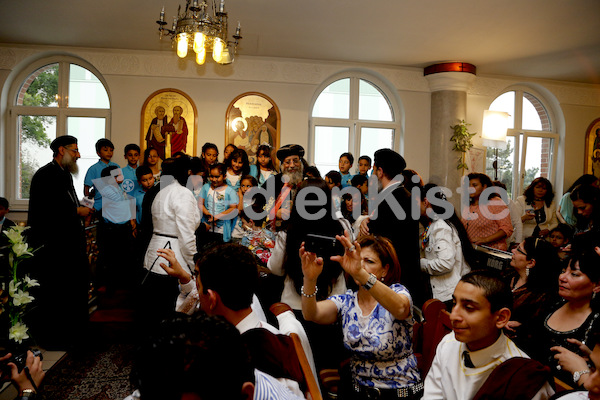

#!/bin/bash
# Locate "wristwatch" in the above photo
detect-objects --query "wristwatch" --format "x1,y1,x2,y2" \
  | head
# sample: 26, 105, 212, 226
20, 389, 36, 399
573, 369, 590, 384
363, 273, 378, 290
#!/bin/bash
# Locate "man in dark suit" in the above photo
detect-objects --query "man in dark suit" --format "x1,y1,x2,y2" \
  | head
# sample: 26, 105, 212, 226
28, 135, 92, 349
361, 148, 430, 307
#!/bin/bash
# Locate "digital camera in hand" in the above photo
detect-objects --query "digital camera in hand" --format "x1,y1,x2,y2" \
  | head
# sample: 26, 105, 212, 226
304, 234, 345, 259
1, 349, 43, 374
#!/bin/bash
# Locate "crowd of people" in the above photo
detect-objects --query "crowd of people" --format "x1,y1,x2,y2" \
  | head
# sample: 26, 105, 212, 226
2, 135, 600, 400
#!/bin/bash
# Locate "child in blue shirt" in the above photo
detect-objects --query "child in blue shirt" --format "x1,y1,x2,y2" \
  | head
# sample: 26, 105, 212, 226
339, 152, 354, 188
84, 138, 119, 211
133, 165, 155, 225
200, 163, 239, 243
357, 155, 372, 177
122, 143, 141, 196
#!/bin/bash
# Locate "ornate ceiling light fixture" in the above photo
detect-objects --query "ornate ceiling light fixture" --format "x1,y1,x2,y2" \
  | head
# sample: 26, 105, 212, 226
157, 0, 242, 65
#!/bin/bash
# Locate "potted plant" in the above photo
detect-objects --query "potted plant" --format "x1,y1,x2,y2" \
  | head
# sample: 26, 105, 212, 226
450, 120, 476, 172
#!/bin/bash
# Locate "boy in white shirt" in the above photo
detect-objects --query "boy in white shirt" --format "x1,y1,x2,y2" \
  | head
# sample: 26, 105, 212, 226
424, 269, 554, 400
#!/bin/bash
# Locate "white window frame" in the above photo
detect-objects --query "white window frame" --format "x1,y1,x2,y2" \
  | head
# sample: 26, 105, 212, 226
5, 56, 111, 209
489, 86, 559, 199
308, 71, 402, 170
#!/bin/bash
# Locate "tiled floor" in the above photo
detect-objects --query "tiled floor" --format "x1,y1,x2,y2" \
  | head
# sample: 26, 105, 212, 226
0, 349, 66, 399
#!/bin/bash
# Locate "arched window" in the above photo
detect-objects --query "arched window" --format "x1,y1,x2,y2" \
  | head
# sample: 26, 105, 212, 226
309, 73, 402, 175
486, 87, 559, 197
7, 57, 111, 205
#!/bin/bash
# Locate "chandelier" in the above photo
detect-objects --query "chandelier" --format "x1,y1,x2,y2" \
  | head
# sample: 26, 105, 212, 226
157, 0, 242, 65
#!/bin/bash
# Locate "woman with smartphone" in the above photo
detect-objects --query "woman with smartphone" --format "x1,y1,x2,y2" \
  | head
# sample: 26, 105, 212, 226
300, 234, 423, 399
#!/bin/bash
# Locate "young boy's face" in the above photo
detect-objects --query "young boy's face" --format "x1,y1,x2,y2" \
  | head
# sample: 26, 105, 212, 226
450, 281, 507, 351
0, 205, 8, 219
125, 150, 140, 167
139, 173, 155, 191
98, 146, 114, 162
209, 168, 225, 189
549, 231, 567, 248
357, 182, 368, 195
339, 156, 352, 174
358, 159, 371, 175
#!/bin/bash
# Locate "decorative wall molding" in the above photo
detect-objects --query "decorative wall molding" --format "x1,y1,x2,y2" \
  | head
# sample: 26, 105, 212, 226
471, 75, 600, 107
1, 44, 598, 106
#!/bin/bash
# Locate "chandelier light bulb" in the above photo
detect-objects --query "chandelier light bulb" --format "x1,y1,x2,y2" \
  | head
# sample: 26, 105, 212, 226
177, 33, 189, 58
212, 38, 224, 62
193, 32, 206, 53
196, 47, 207, 65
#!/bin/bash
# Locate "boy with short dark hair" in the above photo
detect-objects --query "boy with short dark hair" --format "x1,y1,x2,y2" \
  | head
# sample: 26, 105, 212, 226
338, 152, 354, 188
122, 143, 141, 195
84, 138, 119, 211
357, 155, 372, 177
134, 165, 155, 225
325, 170, 342, 190
423, 269, 554, 400
548, 223, 573, 260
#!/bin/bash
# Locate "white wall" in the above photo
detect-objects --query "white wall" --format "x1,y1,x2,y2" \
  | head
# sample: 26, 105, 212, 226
1, 44, 600, 218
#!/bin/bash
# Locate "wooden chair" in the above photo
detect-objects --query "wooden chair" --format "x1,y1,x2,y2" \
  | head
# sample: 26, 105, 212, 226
553, 377, 574, 393
413, 298, 453, 377
269, 303, 323, 400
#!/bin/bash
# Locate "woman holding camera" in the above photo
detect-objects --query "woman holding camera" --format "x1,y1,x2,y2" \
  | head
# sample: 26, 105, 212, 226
301, 234, 422, 399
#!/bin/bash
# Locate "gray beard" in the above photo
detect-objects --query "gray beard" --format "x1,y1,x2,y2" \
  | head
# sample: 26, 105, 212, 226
283, 169, 303, 186
61, 152, 79, 175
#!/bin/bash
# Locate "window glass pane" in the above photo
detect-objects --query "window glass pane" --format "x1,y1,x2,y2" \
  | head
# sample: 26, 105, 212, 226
359, 127, 393, 172
314, 126, 349, 175
522, 136, 554, 193
68, 117, 107, 199
18, 115, 57, 199
312, 79, 349, 119
522, 94, 544, 131
485, 136, 516, 198
17, 64, 59, 107
358, 80, 392, 121
489, 91, 515, 129
69, 65, 110, 109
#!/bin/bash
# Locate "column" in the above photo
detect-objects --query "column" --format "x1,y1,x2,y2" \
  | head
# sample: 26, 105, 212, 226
425, 62, 476, 212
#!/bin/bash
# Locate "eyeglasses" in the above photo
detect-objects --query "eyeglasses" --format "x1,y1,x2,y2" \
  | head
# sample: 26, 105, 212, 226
63, 146, 80, 154
516, 247, 527, 256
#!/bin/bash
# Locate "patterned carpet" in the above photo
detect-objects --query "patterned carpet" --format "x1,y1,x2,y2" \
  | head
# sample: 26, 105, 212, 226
40, 343, 135, 400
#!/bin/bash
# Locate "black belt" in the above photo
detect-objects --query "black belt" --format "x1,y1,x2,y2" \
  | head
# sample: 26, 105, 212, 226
353, 381, 424, 399
154, 232, 177, 239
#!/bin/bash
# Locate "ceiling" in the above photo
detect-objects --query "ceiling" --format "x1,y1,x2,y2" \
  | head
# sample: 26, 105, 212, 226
1, 0, 600, 84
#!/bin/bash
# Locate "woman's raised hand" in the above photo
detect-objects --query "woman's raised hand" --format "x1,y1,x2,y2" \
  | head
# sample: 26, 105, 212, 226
331, 230, 362, 278
299, 242, 324, 281
158, 248, 191, 283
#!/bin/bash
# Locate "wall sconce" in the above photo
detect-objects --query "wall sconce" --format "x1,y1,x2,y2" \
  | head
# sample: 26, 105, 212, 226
482, 110, 510, 180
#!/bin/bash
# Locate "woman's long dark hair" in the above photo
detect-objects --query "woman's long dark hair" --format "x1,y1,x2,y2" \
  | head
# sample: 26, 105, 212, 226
520, 236, 561, 294
566, 174, 598, 194
523, 177, 554, 207
284, 178, 344, 300
226, 148, 251, 176
421, 183, 478, 268
570, 184, 600, 230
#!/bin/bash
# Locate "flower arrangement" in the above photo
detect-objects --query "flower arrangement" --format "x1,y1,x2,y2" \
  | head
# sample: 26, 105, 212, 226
1, 226, 39, 344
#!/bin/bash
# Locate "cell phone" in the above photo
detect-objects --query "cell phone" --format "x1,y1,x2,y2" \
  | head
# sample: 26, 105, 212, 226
304, 234, 345, 258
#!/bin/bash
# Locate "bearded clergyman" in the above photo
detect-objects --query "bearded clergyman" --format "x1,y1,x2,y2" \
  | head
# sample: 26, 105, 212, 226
27, 135, 92, 350
253, 144, 305, 231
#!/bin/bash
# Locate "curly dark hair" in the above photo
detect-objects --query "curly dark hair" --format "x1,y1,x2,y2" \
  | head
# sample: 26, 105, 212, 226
523, 177, 554, 207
